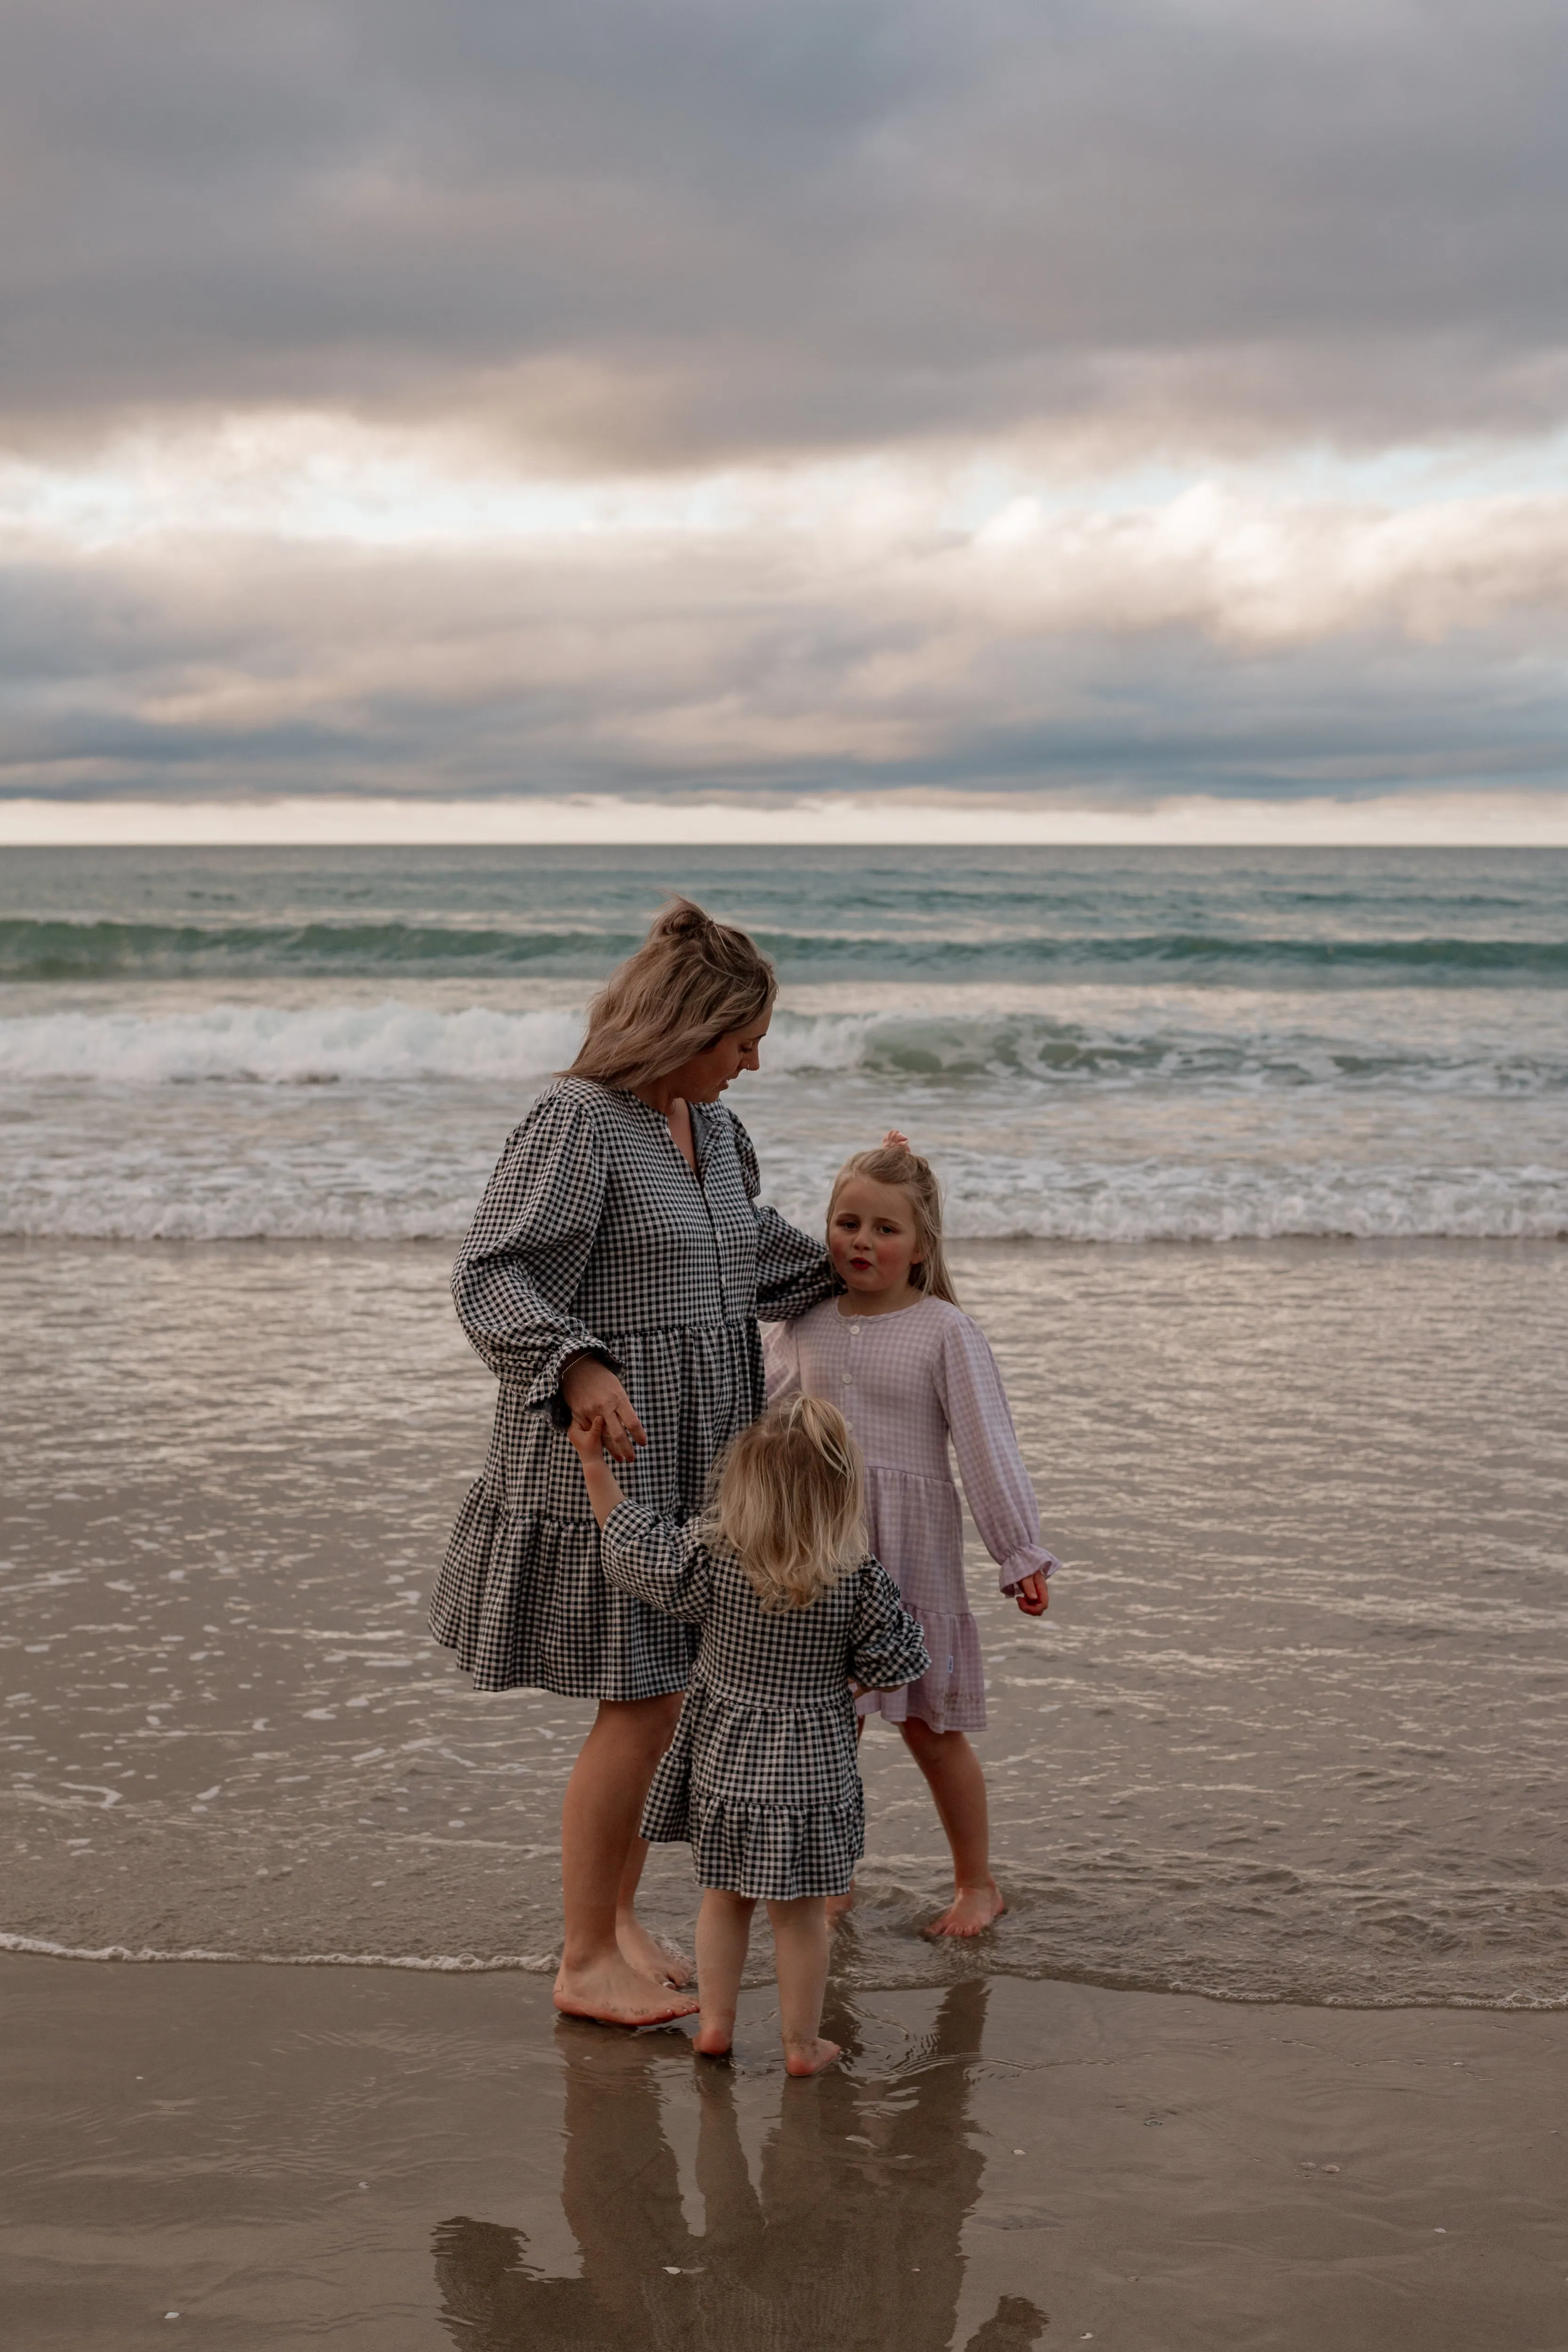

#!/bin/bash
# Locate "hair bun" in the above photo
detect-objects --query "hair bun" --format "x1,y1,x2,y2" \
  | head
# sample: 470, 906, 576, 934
653, 897, 715, 944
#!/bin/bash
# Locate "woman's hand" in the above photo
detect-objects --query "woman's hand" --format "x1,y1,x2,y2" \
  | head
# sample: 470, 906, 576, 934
1013, 1572, 1049, 1617
562, 1356, 648, 1464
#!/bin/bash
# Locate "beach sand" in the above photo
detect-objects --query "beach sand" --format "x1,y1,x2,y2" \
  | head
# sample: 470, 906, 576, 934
4, 1955, 1565, 2351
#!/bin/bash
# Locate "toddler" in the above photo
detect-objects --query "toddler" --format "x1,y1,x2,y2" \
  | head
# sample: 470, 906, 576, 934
569, 1395, 928, 2073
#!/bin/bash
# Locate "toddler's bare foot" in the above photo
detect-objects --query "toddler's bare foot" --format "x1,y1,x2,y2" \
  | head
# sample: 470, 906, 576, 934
553, 1953, 700, 2027
784, 2037, 843, 2077
694, 2020, 734, 2058
924, 1882, 1005, 1939
824, 1884, 857, 1926
616, 1915, 694, 1987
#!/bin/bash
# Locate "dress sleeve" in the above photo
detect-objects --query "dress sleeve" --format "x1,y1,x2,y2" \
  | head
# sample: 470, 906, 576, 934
599, 1502, 715, 1624
761, 1319, 802, 1404
934, 1315, 1061, 1594
729, 1112, 837, 1322
450, 1086, 620, 1419
847, 1558, 931, 1691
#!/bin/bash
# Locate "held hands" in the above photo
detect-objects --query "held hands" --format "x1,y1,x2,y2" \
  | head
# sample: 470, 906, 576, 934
565, 1412, 626, 1531
561, 1355, 647, 1464
1013, 1571, 1049, 1617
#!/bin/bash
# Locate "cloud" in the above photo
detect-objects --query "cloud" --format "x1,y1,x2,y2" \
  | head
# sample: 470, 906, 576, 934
5, 0, 1568, 817
4, 447, 1568, 802
3, 0, 1568, 458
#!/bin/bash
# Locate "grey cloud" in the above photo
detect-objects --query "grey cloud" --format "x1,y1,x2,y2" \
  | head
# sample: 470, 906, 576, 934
3, 0, 1568, 455
3, 533, 1565, 803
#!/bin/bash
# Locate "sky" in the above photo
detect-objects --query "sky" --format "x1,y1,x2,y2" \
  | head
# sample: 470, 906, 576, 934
3, 0, 1568, 842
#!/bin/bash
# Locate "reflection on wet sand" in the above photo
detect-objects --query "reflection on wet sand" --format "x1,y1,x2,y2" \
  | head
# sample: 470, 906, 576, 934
434, 1981, 1047, 2352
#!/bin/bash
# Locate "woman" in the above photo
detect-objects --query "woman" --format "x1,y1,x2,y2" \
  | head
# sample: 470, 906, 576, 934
430, 898, 835, 2026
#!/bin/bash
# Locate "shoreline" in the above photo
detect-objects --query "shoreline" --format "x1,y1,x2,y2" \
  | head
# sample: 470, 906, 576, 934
5, 1953, 1565, 2351
6, 1936, 1567, 2018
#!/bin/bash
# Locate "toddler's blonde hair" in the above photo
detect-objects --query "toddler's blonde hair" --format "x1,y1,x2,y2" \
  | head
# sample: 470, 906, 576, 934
708, 1396, 866, 1612
828, 1139, 959, 1305
567, 897, 776, 1092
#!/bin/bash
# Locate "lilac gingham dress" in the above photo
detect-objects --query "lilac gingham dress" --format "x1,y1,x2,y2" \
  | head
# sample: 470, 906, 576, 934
600, 1501, 929, 1899
764, 1296, 1059, 1734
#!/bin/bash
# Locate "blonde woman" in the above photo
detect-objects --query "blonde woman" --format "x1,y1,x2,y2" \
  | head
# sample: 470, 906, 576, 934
569, 1397, 929, 2073
430, 900, 835, 2027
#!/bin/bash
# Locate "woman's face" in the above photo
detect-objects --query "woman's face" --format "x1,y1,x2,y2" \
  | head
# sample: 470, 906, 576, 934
669, 1009, 772, 1104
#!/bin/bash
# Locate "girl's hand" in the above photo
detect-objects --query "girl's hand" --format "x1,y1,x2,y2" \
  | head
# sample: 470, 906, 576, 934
566, 1412, 610, 1463
562, 1356, 647, 1463
1013, 1572, 1049, 1617
882, 1128, 910, 1150
566, 1411, 629, 1529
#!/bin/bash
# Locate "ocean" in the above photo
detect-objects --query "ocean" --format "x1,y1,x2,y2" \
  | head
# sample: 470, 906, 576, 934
3, 845, 1567, 1244
2, 844, 1565, 2014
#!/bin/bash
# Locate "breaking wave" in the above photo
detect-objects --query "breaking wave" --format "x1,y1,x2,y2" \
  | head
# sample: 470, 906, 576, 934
2, 998, 1565, 1094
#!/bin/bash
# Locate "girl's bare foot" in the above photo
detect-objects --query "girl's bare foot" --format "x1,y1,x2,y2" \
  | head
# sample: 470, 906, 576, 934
784, 2037, 843, 2077
553, 1953, 700, 2026
616, 1915, 694, 1986
693, 2021, 734, 2058
924, 1882, 1005, 1939
824, 1884, 857, 1926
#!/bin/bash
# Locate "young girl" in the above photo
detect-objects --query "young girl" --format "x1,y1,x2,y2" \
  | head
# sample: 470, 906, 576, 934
567, 1395, 929, 2074
764, 1136, 1058, 1938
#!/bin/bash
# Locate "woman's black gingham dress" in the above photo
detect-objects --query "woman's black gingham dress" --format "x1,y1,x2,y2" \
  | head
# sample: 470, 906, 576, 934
429, 1079, 834, 1699
600, 1502, 930, 1899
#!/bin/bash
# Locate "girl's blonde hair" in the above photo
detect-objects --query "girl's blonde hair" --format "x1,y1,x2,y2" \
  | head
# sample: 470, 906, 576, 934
708, 1396, 866, 1613
567, 897, 776, 1092
829, 1140, 959, 1304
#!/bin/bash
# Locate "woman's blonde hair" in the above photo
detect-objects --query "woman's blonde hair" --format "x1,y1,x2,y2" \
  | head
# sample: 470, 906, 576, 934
707, 1396, 866, 1613
828, 1140, 959, 1304
567, 897, 776, 1092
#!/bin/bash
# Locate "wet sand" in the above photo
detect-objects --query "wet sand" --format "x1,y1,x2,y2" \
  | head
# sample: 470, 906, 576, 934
3, 1955, 1565, 2351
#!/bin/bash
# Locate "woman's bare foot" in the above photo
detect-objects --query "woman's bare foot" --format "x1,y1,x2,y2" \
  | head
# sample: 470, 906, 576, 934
784, 2037, 843, 2077
693, 2020, 734, 2058
616, 1915, 694, 1986
553, 1952, 700, 2026
924, 1882, 1005, 1939
824, 1884, 857, 1926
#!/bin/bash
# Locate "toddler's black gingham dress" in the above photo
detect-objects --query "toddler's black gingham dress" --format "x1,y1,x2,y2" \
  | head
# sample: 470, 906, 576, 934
429, 1078, 833, 1698
601, 1501, 931, 1899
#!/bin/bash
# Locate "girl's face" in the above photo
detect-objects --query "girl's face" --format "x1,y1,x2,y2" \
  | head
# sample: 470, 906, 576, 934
828, 1176, 923, 1296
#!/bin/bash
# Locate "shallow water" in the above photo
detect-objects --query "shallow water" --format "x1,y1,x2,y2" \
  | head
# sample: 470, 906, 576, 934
4, 1235, 1563, 2008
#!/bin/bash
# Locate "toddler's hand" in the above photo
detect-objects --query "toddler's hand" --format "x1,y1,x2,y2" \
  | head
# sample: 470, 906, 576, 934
1013, 1571, 1049, 1617
882, 1128, 910, 1150
567, 1413, 609, 1463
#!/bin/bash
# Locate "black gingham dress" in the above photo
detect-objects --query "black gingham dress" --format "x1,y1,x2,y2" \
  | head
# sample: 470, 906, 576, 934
429, 1078, 834, 1698
600, 1502, 931, 1899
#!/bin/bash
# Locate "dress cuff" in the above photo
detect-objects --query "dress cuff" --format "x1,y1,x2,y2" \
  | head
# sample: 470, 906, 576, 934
526, 1336, 622, 1426
598, 1499, 645, 1572
996, 1544, 1060, 1594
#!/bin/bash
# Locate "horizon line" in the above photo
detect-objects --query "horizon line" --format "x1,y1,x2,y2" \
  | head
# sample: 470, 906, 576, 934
5, 791, 1568, 850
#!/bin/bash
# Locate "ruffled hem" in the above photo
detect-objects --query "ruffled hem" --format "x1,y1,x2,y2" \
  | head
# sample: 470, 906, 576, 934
857, 1604, 987, 1733
428, 1478, 696, 1699
645, 1785, 865, 1900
